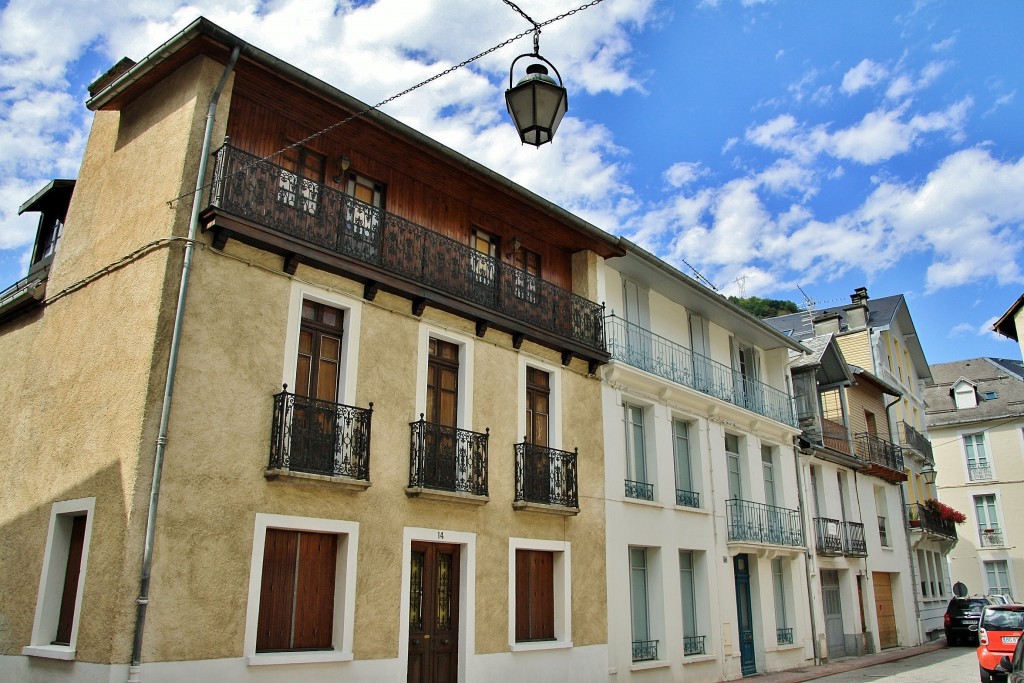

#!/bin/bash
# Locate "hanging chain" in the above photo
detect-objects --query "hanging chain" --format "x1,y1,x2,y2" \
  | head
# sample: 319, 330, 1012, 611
167, 0, 607, 207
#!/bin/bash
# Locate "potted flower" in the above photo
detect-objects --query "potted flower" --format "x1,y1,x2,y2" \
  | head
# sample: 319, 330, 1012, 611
922, 497, 967, 524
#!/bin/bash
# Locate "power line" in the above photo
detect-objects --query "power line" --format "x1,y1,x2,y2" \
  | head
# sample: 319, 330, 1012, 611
167, 0, 607, 208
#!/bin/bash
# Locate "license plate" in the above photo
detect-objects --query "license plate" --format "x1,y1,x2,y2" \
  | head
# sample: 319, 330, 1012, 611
1003, 636, 1019, 644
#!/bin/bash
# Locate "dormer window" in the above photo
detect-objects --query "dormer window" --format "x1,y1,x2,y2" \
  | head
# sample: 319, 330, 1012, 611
20, 179, 75, 274
951, 379, 978, 410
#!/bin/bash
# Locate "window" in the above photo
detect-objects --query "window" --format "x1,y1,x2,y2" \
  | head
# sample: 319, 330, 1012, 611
512, 244, 541, 302
875, 487, 890, 547
526, 367, 550, 446
673, 419, 699, 507
629, 547, 658, 661
508, 538, 571, 650
917, 549, 930, 597
954, 382, 979, 409
772, 559, 790, 643
515, 550, 554, 641
245, 514, 357, 664
24, 498, 95, 660
726, 434, 742, 500
985, 560, 1012, 597
296, 300, 344, 404
689, 313, 711, 388
624, 402, 652, 500
731, 338, 762, 409
864, 410, 877, 436
278, 144, 325, 215
761, 445, 776, 507
975, 494, 1002, 545
471, 228, 498, 288
427, 338, 460, 428
679, 551, 706, 655
965, 433, 992, 481
344, 171, 384, 258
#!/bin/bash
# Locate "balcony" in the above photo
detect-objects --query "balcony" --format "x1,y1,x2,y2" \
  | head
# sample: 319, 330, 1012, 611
776, 628, 794, 645
821, 417, 851, 455
814, 517, 844, 555
513, 443, 579, 511
625, 479, 654, 501
632, 639, 658, 662
605, 315, 796, 427
205, 144, 606, 362
968, 464, 994, 482
853, 433, 906, 483
676, 489, 700, 508
906, 503, 958, 541
408, 419, 488, 497
898, 421, 934, 462
980, 529, 1005, 547
683, 635, 706, 656
267, 389, 372, 483
844, 521, 868, 556
727, 499, 803, 548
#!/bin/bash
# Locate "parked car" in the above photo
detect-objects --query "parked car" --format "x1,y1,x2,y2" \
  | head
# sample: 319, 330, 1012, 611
995, 622, 1024, 682
947, 596, 997, 646
978, 604, 1024, 682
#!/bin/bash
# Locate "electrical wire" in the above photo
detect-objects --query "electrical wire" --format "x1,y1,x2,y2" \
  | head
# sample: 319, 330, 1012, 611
166, 0, 607, 209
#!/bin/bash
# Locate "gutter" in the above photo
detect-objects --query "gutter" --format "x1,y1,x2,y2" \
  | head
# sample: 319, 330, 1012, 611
127, 44, 240, 683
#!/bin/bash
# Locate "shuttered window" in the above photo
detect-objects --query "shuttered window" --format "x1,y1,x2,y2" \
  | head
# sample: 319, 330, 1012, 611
515, 549, 555, 642
52, 515, 87, 645
256, 529, 337, 652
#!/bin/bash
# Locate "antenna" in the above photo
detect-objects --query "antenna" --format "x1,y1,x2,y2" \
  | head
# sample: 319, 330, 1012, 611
734, 275, 748, 298
797, 285, 816, 336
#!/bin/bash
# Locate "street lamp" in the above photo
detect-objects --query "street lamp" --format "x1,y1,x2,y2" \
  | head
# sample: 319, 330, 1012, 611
920, 461, 937, 486
505, 33, 568, 146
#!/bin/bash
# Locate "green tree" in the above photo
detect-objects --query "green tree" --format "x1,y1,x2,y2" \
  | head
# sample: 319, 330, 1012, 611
728, 296, 800, 319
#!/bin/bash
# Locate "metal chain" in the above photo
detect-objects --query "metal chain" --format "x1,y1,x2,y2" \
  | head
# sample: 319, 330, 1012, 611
167, 0, 607, 207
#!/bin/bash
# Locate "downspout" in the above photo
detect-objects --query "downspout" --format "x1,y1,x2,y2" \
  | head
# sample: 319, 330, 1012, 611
793, 445, 821, 665
127, 45, 240, 683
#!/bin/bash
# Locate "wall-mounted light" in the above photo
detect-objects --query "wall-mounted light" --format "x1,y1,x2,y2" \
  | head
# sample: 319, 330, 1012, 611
921, 461, 937, 486
506, 236, 522, 258
505, 29, 567, 147
332, 155, 351, 183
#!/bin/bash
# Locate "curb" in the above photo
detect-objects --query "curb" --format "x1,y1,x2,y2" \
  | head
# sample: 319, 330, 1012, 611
748, 638, 950, 682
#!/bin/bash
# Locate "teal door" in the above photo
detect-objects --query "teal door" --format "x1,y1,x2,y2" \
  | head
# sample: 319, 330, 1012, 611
734, 554, 757, 676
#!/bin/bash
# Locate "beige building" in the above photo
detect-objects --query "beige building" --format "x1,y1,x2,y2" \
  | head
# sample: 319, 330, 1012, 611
0, 18, 621, 683
767, 288, 952, 642
927, 301, 1024, 600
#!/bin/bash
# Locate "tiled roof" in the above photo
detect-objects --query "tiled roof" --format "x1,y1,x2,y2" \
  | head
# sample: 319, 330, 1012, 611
925, 357, 1024, 427
764, 294, 903, 341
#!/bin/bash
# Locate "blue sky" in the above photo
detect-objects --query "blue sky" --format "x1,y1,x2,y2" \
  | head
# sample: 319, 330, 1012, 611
1, 0, 1022, 364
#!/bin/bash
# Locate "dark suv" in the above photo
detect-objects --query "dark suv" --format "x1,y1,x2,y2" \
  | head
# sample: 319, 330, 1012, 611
948, 596, 997, 646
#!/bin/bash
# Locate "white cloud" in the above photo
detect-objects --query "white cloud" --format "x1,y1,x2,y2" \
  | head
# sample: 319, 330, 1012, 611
664, 161, 708, 188
841, 59, 889, 95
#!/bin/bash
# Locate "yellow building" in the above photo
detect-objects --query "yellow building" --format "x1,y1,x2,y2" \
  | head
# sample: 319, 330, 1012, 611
0, 18, 620, 682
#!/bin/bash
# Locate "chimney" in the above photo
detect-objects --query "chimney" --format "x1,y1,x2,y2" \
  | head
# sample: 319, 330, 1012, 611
844, 303, 868, 331
813, 313, 842, 336
850, 287, 869, 305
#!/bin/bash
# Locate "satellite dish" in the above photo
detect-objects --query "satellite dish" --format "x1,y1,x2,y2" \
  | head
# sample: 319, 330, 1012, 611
953, 581, 968, 597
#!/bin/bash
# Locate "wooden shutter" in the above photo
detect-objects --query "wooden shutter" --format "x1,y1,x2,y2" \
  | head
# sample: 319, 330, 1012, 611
515, 550, 555, 641
427, 339, 459, 427
53, 515, 86, 645
293, 532, 337, 649
256, 529, 298, 651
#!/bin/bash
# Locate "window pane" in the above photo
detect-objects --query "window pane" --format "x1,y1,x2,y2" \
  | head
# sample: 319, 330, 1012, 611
630, 548, 649, 641
679, 551, 696, 637
673, 420, 692, 492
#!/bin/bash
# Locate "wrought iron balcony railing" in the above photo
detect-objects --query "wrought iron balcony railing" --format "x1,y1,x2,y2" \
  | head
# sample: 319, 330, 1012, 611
821, 417, 851, 455
969, 464, 994, 482
605, 315, 796, 427
409, 418, 488, 496
814, 517, 844, 555
269, 389, 372, 479
980, 528, 1005, 547
726, 499, 803, 547
898, 421, 934, 462
514, 443, 578, 508
878, 515, 889, 547
844, 521, 868, 556
625, 479, 654, 501
209, 145, 605, 355
906, 504, 958, 540
632, 639, 658, 662
854, 433, 904, 473
676, 489, 700, 508
683, 635, 706, 656
776, 627, 794, 645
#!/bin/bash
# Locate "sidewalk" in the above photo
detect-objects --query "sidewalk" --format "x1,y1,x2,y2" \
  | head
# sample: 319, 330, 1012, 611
748, 638, 949, 683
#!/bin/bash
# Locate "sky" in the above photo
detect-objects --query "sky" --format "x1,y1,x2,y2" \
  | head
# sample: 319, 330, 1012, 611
1, 0, 1022, 365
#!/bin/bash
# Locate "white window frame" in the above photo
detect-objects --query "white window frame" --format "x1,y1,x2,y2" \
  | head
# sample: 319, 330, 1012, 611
725, 433, 744, 500
243, 513, 359, 665
962, 431, 994, 481
678, 549, 710, 655
672, 416, 701, 507
415, 325, 475, 429
771, 558, 790, 632
23, 497, 96, 661
518, 356, 563, 449
508, 537, 573, 651
984, 559, 1013, 598
974, 492, 1003, 543
282, 281, 363, 406
623, 400, 652, 489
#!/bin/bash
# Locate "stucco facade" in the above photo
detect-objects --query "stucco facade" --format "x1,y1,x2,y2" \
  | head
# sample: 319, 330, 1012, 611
0, 18, 613, 683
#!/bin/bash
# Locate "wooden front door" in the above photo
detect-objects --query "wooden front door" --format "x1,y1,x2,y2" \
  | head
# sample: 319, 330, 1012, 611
873, 572, 898, 649
733, 554, 757, 676
408, 542, 460, 683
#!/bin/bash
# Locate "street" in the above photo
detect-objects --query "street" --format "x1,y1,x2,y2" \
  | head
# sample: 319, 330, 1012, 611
812, 645, 981, 682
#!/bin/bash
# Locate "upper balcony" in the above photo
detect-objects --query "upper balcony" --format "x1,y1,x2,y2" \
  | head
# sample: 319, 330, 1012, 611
513, 442, 579, 513
812, 518, 867, 556
898, 421, 934, 463
605, 315, 796, 427
203, 144, 607, 366
727, 499, 803, 548
853, 433, 906, 483
821, 417, 851, 455
408, 418, 489, 500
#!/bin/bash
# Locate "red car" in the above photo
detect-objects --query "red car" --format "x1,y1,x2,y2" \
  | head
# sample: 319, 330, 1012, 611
979, 604, 1024, 683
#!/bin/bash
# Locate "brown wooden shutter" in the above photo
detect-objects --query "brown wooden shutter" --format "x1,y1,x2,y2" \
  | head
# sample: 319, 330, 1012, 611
53, 515, 86, 645
515, 550, 555, 641
293, 532, 337, 649
256, 529, 298, 651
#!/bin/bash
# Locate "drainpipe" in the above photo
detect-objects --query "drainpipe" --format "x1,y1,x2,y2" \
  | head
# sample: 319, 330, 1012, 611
127, 45, 240, 683
793, 444, 822, 666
